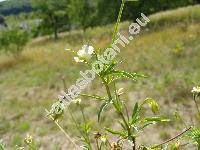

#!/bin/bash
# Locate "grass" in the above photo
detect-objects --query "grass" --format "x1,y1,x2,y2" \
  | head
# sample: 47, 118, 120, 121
0, 5, 200, 149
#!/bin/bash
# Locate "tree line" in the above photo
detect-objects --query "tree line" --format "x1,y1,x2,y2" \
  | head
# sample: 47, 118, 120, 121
0, 0, 199, 57
30, 0, 198, 40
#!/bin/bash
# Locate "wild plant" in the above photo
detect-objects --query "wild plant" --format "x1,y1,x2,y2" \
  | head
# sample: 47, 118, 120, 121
0, 139, 5, 150
164, 86, 200, 149
0, 27, 29, 57
47, 0, 183, 149
185, 86, 200, 149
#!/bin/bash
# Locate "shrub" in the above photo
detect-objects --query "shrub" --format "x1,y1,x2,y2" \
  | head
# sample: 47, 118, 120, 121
0, 27, 29, 57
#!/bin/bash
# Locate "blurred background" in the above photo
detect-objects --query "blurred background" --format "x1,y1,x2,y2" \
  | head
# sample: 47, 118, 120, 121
0, 0, 200, 149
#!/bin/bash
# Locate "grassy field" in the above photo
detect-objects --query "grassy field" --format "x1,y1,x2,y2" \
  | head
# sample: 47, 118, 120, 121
0, 5, 200, 149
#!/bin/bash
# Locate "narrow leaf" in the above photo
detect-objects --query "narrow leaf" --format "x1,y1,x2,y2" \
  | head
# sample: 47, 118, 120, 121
104, 127, 127, 137
144, 98, 159, 114
140, 117, 170, 123
112, 70, 146, 81
131, 102, 139, 124
98, 102, 108, 122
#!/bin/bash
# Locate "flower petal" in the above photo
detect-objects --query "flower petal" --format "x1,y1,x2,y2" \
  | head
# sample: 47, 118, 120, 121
74, 57, 84, 62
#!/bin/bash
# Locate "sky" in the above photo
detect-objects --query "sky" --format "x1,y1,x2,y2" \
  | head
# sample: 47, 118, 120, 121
0, 0, 6, 2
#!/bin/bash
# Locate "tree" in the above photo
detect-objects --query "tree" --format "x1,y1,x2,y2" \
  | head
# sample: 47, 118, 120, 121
0, 27, 29, 57
31, 0, 69, 40
96, 0, 121, 26
0, 15, 7, 27
67, 0, 97, 32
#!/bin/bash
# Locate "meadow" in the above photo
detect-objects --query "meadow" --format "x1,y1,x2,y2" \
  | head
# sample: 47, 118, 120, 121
0, 5, 200, 149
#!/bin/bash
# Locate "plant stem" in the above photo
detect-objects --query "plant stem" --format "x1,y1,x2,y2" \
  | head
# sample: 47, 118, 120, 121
151, 127, 192, 149
134, 138, 136, 150
119, 110, 136, 150
45, 109, 80, 149
80, 104, 87, 123
95, 139, 100, 150
124, 103, 130, 121
119, 112, 129, 131
79, 104, 92, 150
28, 144, 37, 150
68, 108, 92, 150
193, 95, 200, 116
112, 0, 126, 42
101, 77, 136, 149
101, 1, 135, 149
101, 77, 112, 101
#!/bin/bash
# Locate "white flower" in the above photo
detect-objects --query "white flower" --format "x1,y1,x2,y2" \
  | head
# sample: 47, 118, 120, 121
75, 45, 94, 62
24, 134, 33, 145
50, 101, 65, 115
128, 140, 135, 147
117, 88, 124, 96
191, 86, 200, 95
100, 136, 107, 143
74, 57, 84, 63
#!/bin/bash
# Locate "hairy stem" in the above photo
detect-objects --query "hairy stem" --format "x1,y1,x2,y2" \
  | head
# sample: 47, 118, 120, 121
95, 139, 100, 150
79, 105, 92, 150
119, 104, 136, 150
101, 1, 136, 149
45, 109, 80, 149
101, 77, 112, 101
101, 77, 135, 149
152, 127, 192, 149
193, 95, 200, 116
112, 0, 126, 42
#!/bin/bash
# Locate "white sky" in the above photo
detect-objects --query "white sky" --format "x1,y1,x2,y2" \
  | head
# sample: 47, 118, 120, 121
0, 0, 7, 2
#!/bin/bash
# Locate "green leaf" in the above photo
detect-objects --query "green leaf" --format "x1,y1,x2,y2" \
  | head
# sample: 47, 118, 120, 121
140, 117, 170, 123
102, 61, 117, 76
80, 93, 106, 101
98, 102, 108, 122
104, 127, 127, 137
0, 143, 4, 150
144, 98, 159, 114
112, 70, 146, 81
85, 122, 92, 133
139, 122, 155, 130
174, 111, 182, 120
170, 142, 181, 150
131, 102, 139, 124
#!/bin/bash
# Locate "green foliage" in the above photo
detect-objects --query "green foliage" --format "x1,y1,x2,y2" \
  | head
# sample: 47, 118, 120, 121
170, 142, 180, 150
136, 0, 195, 15
0, 27, 29, 57
187, 127, 200, 148
67, 0, 97, 31
96, 0, 121, 26
47, 1, 172, 149
1, 0, 200, 149
28, 0, 198, 38
96, 0, 196, 26
0, 0, 31, 16
98, 101, 108, 122
18, 122, 30, 133
148, 5, 200, 29
69, 104, 92, 150
144, 98, 159, 114
31, 0, 69, 39
0, 139, 5, 150
0, 15, 6, 24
